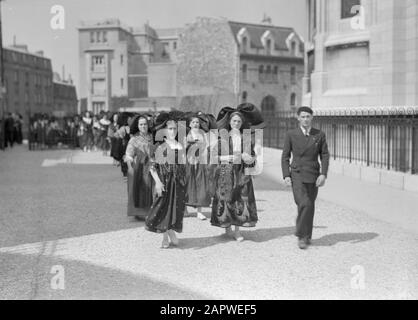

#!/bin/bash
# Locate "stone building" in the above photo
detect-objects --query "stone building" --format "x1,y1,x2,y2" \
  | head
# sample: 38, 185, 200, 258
176, 17, 304, 116
303, 0, 418, 108
0, 44, 77, 137
1, 45, 53, 121
78, 19, 182, 113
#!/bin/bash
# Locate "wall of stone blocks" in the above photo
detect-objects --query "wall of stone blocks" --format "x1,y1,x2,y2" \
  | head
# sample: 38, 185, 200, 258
176, 17, 240, 115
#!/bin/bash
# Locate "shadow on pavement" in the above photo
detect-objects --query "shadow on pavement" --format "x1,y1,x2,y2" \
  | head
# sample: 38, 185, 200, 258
0, 251, 212, 300
180, 226, 326, 249
312, 232, 379, 246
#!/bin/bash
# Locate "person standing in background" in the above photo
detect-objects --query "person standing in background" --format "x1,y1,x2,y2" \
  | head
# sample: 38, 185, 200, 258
4, 113, 14, 148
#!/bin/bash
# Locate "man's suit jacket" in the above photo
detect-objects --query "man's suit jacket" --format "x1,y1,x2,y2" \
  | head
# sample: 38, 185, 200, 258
281, 127, 330, 183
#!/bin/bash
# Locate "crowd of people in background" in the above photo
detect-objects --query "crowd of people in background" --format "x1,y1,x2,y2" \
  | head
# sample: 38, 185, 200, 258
27, 111, 116, 153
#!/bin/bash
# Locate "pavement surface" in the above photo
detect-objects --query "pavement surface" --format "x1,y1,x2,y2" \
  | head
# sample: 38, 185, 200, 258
0, 145, 417, 300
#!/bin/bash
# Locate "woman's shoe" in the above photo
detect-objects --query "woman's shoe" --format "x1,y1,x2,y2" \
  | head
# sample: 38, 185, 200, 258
197, 212, 207, 220
161, 233, 170, 249
167, 230, 179, 246
234, 230, 244, 242
225, 226, 234, 237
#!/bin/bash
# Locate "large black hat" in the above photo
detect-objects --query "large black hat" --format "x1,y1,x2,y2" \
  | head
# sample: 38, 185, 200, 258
153, 110, 188, 132
216, 103, 265, 131
185, 111, 218, 133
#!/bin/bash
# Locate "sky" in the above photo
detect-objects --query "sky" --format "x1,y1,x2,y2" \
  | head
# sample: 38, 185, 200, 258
1, 0, 306, 94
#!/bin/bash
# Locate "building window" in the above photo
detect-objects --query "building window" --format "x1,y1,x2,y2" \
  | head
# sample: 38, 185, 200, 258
273, 66, 278, 82
242, 91, 248, 103
242, 64, 247, 82
266, 65, 272, 82
120, 54, 124, 66
14, 70, 19, 82
161, 42, 169, 58
242, 36, 248, 53
102, 31, 107, 42
92, 55, 105, 72
266, 39, 272, 55
259, 65, 264, 82
96, 31, 101, 42
91, 79, 106, 96
173, 41, 177, 50
290, 66, 296, 84
341, 0, 361, 19
121, 78, 124, 90
290, 93, 296, 107
90, 32, 95, 43
291, 42, 297, 55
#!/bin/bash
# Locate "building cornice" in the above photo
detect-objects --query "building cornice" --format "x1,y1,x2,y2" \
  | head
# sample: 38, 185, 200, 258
239, 53, 303, 63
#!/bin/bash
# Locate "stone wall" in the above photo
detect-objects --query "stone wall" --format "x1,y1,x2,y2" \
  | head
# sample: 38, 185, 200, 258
176, 17, 239, 115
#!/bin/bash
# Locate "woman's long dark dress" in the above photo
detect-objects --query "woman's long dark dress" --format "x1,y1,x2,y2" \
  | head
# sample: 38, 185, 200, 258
125, 133, 154, 218
145, 142, 187, 233
185, 133, 212, 208
210, 134, 258, 228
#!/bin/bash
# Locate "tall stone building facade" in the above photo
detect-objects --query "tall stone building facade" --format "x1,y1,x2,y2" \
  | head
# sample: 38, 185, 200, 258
78, 19, 182, 113
176, 17, 304, 116
303, 0, 418, 108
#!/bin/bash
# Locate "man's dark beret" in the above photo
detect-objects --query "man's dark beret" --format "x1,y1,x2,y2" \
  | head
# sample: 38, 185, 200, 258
297, 106, 314, 115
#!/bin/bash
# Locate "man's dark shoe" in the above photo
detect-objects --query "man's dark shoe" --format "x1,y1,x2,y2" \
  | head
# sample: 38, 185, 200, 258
306, 238, 312, 245
298, 238, 308, 250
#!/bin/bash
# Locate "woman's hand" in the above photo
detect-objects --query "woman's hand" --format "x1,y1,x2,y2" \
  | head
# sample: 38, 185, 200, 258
155, 182, 165, 197
242, 152, 253, 163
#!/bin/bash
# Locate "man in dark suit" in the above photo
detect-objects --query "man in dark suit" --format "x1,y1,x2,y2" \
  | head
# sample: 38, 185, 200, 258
281, 106, 330, 249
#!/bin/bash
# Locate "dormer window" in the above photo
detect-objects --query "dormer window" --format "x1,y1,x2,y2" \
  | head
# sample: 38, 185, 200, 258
291, 41, 297, 55
266, 39, 272, 55
238, 27, 250, 54
261, 30, 274, 55
242, 36, 248, 53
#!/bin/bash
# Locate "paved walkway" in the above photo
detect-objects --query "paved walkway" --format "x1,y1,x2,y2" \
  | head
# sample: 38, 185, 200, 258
0, 146, 417, 299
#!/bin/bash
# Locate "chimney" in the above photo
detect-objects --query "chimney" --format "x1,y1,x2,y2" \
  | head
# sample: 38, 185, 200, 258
62, 65, 65, 82
35, 50, 44, 57
261, 13, 272, 25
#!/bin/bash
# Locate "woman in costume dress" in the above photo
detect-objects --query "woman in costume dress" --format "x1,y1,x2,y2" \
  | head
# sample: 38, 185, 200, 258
99, 113, 111, 155
210, 104, 263, 242
185, 112, 214, 220
124, 114, 154, 220
108, 113, 119, 165
145, 111, 188, 249
82, 111, 94, 152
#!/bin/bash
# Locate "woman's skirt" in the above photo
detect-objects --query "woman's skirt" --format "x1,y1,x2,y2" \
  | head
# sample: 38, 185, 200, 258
210, 163, 258, 228
186, 164, 212, 207
127, 160, 153, 218
145, 173, 187, 233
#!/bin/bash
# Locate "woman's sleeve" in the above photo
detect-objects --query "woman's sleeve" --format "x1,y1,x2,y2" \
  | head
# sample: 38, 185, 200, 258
125, 138, 136, 162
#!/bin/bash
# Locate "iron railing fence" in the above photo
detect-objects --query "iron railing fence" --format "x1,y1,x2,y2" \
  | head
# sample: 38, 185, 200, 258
263, 107, 418, 175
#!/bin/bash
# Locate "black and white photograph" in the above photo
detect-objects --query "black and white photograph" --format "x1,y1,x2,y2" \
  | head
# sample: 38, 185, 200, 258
0, 0, 417, 304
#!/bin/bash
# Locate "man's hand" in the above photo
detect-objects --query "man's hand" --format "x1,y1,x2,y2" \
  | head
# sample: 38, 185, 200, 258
316, 175, 326, 187
284, 177, 292, 186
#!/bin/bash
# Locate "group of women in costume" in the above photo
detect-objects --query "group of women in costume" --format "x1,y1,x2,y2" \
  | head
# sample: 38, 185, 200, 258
123, 103, 264, 248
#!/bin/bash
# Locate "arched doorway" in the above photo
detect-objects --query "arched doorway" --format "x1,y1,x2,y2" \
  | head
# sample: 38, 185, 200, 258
261, 95, 277, 115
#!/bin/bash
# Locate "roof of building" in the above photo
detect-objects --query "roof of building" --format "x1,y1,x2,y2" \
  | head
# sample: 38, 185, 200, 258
5, 45, 49, 59
228, 21, 297, 51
